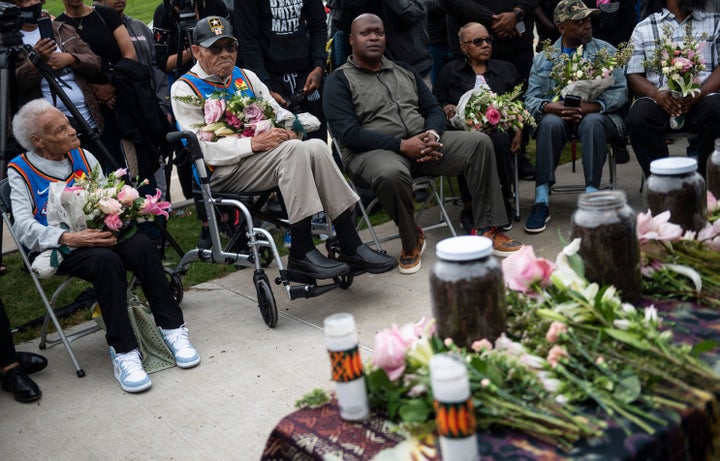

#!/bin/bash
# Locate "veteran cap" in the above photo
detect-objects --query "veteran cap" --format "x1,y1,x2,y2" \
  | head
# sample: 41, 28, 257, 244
554, 0, 599, 24
193, 16, 237, 47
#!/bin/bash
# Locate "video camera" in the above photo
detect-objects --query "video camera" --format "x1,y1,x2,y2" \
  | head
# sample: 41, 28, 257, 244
167, 0, 197, 28
0, 2, 23, 48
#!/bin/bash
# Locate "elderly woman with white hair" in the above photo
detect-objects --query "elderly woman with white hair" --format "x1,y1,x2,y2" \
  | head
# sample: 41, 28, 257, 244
7, 99, 199, 394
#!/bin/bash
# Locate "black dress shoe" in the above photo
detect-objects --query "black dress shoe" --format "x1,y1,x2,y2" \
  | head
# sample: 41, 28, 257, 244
1, 367, 42, 403
287, 249, 351, 279
16, 352, 48, 375
339, 244, 398, 274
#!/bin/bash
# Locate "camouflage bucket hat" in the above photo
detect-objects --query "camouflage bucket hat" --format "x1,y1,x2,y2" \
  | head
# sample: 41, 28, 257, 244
554, 0, 599, 24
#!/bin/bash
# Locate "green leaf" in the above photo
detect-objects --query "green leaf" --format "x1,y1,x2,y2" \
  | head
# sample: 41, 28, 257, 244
604, 328, 651, 350
398, 399, 433, 423
294, 389, 330, 409
691, 339, 718, 357
536, 308, 569, 323
613, 369, 642, 404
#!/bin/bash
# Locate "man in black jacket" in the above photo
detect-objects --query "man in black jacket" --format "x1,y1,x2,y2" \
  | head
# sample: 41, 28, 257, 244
237, 0, 329, 140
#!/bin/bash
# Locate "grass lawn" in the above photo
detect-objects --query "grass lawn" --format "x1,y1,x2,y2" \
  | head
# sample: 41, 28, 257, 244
44, 1, 156, 23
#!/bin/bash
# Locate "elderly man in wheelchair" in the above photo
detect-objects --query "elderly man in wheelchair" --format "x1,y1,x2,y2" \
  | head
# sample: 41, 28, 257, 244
170, 16, 397, 281
7, 99, 199, 394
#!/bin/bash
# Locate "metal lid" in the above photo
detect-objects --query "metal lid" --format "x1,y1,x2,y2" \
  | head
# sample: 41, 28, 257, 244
436, 235, 492, 261
649, 157, 697, 175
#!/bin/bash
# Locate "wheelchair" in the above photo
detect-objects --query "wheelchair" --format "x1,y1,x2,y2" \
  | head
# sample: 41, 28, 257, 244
166, 131, 357, 329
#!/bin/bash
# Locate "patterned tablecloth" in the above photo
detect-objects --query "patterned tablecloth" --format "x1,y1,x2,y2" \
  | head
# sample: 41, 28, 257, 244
262, 300, 720, 460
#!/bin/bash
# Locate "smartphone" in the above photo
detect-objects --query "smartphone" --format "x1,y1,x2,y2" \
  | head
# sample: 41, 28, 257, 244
564, 95, 582, 107
37, 17, 54, 42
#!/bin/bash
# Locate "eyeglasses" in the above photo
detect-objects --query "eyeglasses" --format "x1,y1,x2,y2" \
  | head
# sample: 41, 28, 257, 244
462, 36, 493, 47
207, 42, 238, 54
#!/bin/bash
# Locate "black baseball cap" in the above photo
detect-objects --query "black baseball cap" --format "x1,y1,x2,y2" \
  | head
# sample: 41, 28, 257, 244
193, 16, 237, 47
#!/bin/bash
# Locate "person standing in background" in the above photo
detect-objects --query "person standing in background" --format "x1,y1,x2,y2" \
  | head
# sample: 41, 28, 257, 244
237, 0, 329, 141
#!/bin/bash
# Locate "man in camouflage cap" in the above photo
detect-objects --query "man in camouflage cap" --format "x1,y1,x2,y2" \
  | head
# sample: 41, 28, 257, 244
522, 0, 627, 234
553, 0, 599, 24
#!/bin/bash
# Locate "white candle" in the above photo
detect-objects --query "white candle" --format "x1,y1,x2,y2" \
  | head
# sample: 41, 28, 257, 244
324, 313, 369, 421
430, 353, 478, 460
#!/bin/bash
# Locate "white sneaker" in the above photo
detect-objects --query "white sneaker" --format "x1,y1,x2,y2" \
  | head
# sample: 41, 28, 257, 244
110, 347, 151, 393
160, 325, 200, 368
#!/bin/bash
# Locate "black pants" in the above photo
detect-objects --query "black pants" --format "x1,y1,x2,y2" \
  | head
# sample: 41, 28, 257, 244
626, 94, 720, 177
57, 232, 183, 353
0, 296, 17, 368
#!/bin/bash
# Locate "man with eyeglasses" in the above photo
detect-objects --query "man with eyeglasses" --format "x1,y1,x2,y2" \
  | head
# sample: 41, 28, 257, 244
523, 0, 627, 234
171, 17, 397, 280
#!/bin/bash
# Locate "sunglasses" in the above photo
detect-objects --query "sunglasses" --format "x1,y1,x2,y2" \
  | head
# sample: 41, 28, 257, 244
207, 42, 238, 54
462, 36, 494, 46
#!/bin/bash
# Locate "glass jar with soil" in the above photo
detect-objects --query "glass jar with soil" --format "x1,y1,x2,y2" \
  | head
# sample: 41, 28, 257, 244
645, 157, 706, 232
707, 138, 720, 199
429, 236, 506, 348
571, 190, 642, 303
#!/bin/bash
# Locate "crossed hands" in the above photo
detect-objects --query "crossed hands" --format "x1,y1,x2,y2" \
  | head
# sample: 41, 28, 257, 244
492, 12, 519, 39
544, 101, 601, 123
655, 89, 700, 117
59, 228, 117, 248
400, 131, 443, 163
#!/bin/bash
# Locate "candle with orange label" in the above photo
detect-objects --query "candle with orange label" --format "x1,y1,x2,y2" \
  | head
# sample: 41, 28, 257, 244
324, 313, 369, 421
430, 353, 478, 460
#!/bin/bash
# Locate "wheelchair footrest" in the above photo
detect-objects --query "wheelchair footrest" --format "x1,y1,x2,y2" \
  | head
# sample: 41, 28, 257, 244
288, 282, 339, 300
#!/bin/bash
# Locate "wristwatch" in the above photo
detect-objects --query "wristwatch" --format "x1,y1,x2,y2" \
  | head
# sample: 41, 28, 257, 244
513, 8, 525, 22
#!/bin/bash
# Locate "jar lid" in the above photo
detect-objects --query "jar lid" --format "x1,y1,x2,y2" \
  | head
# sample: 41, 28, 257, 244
323, 313, 356, 337
650, 157, 697, 175
436, 235, 492, 261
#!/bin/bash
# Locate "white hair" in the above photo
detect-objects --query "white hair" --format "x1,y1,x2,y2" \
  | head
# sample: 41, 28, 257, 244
12, 99, 58, 151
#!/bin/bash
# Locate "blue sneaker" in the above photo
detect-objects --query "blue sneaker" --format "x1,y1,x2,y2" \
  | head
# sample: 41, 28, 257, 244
160, 325, 200, 368
524, 203, 550, 234
110, 347, 151, 393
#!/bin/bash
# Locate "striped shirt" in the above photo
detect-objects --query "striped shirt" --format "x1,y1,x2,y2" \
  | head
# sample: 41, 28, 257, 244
626, 8, 720, 88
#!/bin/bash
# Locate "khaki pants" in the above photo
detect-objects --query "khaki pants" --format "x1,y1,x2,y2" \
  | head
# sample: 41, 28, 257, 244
209, 139, 358, 224
346, 131, 506, 250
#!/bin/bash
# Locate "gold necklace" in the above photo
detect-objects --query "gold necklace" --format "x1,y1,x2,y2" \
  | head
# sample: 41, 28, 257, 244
65, 6, 90, 30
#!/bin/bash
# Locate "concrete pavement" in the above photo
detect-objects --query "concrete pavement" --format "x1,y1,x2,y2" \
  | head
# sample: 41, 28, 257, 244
0, 141, 686, 460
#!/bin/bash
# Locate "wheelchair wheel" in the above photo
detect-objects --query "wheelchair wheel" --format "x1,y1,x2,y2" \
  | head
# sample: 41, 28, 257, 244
254, 273, 278, 328
164, 267, 184, 304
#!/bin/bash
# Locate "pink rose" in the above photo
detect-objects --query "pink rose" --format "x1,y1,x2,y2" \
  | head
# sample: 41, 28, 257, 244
204, 98, 226, 124
140, 189, 171, 219
547, 345, 568, 368
104, 213, 123, 232
243, 103, 265, 123
117, 185, 139, 205
636, 210, 683, 244
502, 245, 556, 293
372, 326, 408, 381
485, 105, 501, 126
545, 321, 568, 343
224, 110, 243, 129
98, 197, 122, 215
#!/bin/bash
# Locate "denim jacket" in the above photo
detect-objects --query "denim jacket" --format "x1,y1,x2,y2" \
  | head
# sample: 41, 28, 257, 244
525, 37, 628, 137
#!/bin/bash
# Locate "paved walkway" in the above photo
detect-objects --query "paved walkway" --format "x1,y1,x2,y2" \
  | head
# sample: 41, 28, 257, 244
0, 141, 687, 459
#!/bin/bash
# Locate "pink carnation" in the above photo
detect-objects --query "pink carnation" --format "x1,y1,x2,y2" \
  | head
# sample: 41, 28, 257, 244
547, 345, 569, 368
545, 322, 568, 343
471, 338, 493, 352
241, 125, 256, 138
224, 110, 243, 129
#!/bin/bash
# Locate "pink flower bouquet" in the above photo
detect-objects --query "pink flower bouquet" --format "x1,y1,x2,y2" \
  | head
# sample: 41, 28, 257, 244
452, 84, 536, 134
191, 91, 277, 142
